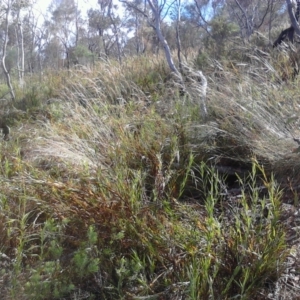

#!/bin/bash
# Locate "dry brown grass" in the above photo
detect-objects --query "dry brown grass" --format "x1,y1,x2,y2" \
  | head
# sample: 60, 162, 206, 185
0, 49, 300, 299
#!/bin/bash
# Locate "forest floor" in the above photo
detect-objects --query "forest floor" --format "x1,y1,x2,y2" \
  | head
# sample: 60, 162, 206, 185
1, 50, 300, 299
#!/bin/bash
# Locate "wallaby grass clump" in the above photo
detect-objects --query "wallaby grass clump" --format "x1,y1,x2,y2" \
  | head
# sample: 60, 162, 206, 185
0, 48, 300, 299
0, 147, 288, 299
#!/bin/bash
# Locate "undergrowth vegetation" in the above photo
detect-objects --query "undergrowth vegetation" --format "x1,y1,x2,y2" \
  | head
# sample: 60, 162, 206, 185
1, 43, 300, 299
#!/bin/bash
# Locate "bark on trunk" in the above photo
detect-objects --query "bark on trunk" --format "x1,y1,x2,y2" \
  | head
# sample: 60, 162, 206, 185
148, 0, 181, 78
273, 1, 300, 47
175, 0, 182, 72
287, 0, 300, 35
18, 20, 25, 88
2, 4, 15, 102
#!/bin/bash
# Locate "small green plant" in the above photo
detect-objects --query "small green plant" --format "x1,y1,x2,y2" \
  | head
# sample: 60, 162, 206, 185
184, 161, 287, 299
72, 225, 99, 279
23, 218, 72, 299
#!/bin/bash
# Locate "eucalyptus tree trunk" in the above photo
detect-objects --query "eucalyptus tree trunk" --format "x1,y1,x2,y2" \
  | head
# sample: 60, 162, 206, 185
17, 16, 25, 88
147, 0, 181, 78
2, 2, 16, 102
274, 0, 300, 46
121, 0, 208, 118
286, 0, 300, 35
175, 0, 182, 72
108, 0, 122, 63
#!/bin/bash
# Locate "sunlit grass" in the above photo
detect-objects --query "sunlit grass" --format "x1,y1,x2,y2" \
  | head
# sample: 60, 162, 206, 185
0, 49, 299, 299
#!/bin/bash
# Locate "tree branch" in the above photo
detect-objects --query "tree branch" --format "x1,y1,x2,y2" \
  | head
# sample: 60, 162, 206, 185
286, 0, 300, 35
256, 0, 272, 30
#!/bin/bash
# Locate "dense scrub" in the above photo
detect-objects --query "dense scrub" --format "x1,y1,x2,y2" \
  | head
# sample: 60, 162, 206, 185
1, 45, 300, 299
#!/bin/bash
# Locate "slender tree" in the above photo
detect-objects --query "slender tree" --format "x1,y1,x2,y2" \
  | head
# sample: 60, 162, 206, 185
107, 0, 122, 63
46, 0, 79, 68
122, 0, 154, 55
1, 0, 16, 101
170, 0, 183, 72
121, 0, 208, 119
273, 0, 299, 47
120, 0, 181, 77
227, 0, 275, 39
88, 0, 125, 61
88, 5, 111, 59
286, 0, 300, 35
14, 3, 26, 87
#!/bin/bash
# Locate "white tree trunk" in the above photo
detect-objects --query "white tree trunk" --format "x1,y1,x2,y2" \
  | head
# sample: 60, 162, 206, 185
147, 0, 181, 78
121, 0, 208, 118
175, 0, 182, 72
18, 19, 25, 88
1, 2, 15, 101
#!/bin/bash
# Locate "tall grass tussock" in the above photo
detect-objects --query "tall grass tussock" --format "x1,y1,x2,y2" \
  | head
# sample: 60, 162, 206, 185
1, 46, 300, 299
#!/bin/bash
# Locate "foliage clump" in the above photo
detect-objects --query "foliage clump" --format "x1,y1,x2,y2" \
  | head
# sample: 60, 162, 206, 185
0, 48, 300, 299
